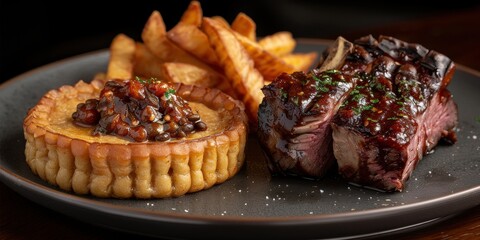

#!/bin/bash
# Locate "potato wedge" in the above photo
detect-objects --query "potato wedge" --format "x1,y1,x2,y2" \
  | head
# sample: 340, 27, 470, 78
162, 62, 213, 86
162, 62, 237, 99
231, 12, 256, 41
168, 23, 219, 67
106, 34, 136, 80
167, 1, 218, 66
179, 1, 202, 26
201, 17, 264, 123
133, 42, 164, 79
258, 31, 296, 57
142, 12, 212, 70
92, 72, 106, 81
211, 16, 230, 28
213, 77, 239, 99
281, 52, 318, 72
234, 32, 295, 81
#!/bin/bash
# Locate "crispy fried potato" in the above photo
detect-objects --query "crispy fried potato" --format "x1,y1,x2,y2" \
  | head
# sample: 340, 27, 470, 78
231, 12, 256, 41
107, 8, 311, 128
162, 62, 214, 86
92, 72, 106, 81
258, 31, 296, 57
179, 1, 202, 26
106, 34, 136, 80
201, 17, 264, 123
234, 32, 295, 81
142, 11, 224, 79
133, 42, 164, 79
168, 23, 219, 67
162, 62, 238, 98
212, 76, 239, 99
142, 13, 234, 98
167, 1, 219, 66
211, 16, 230, 28
281, 52, 318, 71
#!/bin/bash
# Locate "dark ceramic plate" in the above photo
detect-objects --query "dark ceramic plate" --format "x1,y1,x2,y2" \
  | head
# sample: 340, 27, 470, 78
1, 40, 479, 239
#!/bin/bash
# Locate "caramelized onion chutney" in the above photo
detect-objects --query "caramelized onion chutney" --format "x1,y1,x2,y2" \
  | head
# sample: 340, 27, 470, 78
72, 78, 207, 142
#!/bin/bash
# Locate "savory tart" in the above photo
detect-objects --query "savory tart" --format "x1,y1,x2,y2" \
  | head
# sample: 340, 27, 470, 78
23, 78, 248, 198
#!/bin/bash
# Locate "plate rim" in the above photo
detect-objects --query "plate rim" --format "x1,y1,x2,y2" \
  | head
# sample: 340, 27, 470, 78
1, 39, 479, 238
1, 164, 479, 224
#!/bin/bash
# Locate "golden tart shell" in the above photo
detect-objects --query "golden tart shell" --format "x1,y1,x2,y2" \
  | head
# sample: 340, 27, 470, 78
24, 79, 248, 198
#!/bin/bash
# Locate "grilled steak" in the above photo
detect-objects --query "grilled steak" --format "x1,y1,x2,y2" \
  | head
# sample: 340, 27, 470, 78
258, 69, 355, 177
330, 35, 457, 191
257, 35, 458, 191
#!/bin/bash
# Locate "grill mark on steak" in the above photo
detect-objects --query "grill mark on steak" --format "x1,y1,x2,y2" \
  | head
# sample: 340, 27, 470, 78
257, 35, 458, 192
331, 35, 457, 192
257, 37, 355, 177
258, 70, 355, 177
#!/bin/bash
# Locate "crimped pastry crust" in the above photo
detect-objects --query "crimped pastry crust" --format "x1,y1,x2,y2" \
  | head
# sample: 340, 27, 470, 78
24, 79, 248, 198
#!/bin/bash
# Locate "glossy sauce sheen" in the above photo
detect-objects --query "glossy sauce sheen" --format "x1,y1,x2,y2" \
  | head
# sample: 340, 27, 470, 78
272, 70, 353, 115
72, 79, 208, 142
334, 36, 456, 147
328, 35, 457, 191
259, 35, 457, 191
257, 69, 355, 177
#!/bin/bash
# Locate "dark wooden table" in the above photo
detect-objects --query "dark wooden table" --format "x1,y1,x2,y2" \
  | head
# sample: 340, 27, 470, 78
1, 7, 480, 240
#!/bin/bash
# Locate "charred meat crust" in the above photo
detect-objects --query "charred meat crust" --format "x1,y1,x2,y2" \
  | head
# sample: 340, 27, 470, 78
331, 35, 457, 191
257, 35, 458, 192
258, 70, 355, 177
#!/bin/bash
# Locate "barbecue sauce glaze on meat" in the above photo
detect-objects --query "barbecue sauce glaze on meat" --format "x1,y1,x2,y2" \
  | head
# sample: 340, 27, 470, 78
257, 35, 457, 191
258, 70, 355, 177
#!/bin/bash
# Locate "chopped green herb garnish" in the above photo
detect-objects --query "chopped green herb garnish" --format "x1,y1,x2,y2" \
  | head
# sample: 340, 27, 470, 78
313, 72, 337, 91
386, 92, 396, 99
317, 86, 329, 93
363, 105, 374, 111
164, 88, 176, 100
340, 100, 349, 108
353, 105, 374, 114
387, 117, 399, 121
368, 78, 386, 91
135, 76, 159, 84
292, 96, 299, 105
324, 69, 340, 74
279, 89, 288, 100
366, 117, 378, 122
351, 93, 365, 102
370, 99, 380, 104
397, 101, 405, 106
321, 76, 333, 85
350, 89, 360, 95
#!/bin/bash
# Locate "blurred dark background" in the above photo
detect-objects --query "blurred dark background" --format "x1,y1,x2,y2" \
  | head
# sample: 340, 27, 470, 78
1, 0, 479, 83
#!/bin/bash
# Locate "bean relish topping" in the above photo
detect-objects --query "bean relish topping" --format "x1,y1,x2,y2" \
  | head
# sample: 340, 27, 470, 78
72, 78, 207, 142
